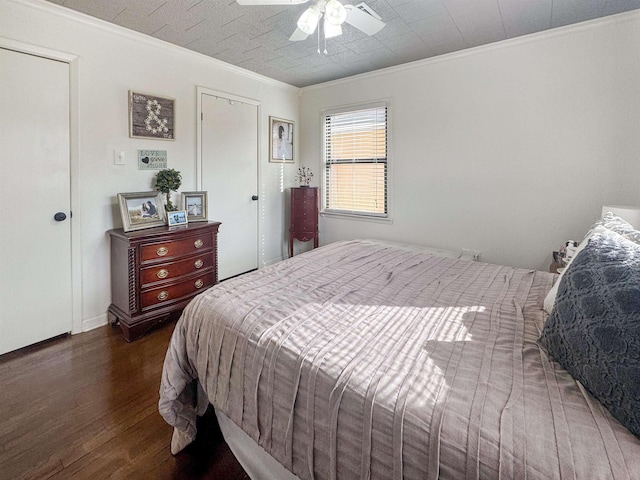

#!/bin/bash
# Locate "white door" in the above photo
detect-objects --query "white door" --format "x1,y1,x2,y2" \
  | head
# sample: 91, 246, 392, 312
0, 48, 72, 355
201, 93, 259, 280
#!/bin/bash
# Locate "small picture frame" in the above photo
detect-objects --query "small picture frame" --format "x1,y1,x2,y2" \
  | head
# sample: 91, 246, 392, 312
167, 210, 188, 227
269, 116, 294, 163
129, 91, 175, 140
181, 191, 208, 222
117, 191, 167, 232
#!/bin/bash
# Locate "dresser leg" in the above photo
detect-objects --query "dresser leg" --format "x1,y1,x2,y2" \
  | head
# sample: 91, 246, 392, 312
107, 311, 119, 326
289, 235, 294, 258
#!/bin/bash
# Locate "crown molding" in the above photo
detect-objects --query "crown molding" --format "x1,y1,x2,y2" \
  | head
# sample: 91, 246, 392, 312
7, 0, 300, 93
301, 8, 640, 93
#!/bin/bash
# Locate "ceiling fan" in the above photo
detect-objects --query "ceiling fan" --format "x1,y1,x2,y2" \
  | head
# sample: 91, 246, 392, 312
236, 0, 385, 43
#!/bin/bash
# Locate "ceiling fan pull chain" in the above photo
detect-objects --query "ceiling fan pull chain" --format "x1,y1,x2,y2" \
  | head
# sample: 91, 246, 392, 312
324, 25, 328, 54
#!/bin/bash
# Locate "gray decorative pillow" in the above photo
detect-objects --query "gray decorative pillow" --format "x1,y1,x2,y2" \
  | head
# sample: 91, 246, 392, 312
592, 211, 640, 244
539, 228, 640, 438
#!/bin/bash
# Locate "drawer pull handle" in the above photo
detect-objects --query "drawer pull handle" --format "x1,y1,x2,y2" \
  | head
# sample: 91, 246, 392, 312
194, 239, 204, 248
195, 279, 204, 289
156, 269, 169, 279
194, 259, 204, 269
157, 291, 169, 301
156, 247, 169, 257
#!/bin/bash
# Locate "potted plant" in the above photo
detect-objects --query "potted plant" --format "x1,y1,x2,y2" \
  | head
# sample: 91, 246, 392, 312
154, 168, 182, 211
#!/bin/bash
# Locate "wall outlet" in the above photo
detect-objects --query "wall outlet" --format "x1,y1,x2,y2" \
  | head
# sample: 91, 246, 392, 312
460, 248, 481, 261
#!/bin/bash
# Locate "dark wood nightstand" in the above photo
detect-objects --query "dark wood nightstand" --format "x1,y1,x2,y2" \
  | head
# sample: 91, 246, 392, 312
549, 251, 566, 274
549, 261, 563, 274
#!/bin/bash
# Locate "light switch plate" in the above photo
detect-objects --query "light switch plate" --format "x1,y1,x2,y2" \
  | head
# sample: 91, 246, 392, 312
114, 150, 125, 165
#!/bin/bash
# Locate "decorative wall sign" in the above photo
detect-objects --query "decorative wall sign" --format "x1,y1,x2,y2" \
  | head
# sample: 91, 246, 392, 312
129, 91, 175, 140
138, 149, 168, 170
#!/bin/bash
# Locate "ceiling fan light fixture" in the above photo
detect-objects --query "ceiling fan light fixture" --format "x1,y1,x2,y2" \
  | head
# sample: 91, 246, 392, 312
324, 0, 348, 25
323, 17, 342, 38
297, 6, 322, 35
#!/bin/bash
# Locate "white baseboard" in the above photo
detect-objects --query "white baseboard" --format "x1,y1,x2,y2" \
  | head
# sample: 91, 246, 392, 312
81, 313, 108, 332
263, 256, 284, 267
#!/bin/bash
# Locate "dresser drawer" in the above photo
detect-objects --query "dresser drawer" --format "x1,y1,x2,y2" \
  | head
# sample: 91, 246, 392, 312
292, 207, 316, 221
140, 234, 212, 263
292, 201, 314, 212
291, 188, 316, 198
140, 271, 214, 310
291, 218, 316, 231
140, 255, 213, 287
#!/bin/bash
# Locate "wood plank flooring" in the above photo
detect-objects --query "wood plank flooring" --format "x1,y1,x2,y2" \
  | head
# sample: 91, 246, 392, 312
0, 323, 250, 480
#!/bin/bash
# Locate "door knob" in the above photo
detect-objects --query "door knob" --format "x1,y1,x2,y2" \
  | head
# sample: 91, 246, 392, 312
251, 195, 259, 201
54, 212, 67, 222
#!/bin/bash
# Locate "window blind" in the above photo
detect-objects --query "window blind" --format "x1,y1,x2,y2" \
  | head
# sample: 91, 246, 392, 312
323, 105, 387, 217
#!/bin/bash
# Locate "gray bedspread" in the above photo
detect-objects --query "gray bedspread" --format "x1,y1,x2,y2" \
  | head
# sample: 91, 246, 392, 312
159, 240, 640, 479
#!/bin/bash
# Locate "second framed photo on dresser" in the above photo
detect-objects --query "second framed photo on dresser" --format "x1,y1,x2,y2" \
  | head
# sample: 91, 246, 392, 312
181, 191, 208, 222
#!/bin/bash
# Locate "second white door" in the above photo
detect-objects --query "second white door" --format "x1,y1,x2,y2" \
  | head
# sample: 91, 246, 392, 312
0, 48, 72, 355
201, 93, 259, 280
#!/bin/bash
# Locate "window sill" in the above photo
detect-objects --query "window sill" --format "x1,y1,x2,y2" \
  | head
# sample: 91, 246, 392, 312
320, 210, 393, 224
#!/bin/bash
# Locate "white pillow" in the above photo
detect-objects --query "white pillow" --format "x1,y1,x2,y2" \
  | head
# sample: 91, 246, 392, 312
543, 226, 609, 314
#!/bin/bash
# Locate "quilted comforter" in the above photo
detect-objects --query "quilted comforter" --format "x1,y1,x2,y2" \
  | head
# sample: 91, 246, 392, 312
159, 240, 640, 479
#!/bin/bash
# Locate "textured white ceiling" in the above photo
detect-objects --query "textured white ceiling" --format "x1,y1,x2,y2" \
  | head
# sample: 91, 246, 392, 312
47, 0, 640, 87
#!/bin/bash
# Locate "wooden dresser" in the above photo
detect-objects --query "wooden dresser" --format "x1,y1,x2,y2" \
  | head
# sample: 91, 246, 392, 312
107, 221, 220, 341
289, 187, 318, 257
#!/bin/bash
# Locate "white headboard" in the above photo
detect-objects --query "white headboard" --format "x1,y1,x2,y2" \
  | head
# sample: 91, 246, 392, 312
602, 205, 640, 229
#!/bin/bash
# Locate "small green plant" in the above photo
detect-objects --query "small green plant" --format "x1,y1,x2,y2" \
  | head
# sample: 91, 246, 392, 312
154, 168, 182, 211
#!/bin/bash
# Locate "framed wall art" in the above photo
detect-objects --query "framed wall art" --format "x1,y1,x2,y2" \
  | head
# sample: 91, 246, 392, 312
181, 191, 208, 222
117, 191, 167, 232
269, 116, 294, 163
129, 91, 175, 140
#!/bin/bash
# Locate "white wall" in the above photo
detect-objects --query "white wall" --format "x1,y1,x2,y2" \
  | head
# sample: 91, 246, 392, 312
300, 11, 640, 271
1, 0, 300, 332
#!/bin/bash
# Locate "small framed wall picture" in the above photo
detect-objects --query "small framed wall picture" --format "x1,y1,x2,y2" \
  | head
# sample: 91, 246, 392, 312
129, 91, 175, 140
181, 191, 208, 222
117, 191, 167, 232
269, 116, 294, 163
167, 210, 188, 227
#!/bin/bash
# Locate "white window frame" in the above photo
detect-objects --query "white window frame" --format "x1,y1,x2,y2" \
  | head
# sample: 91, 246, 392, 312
320, 100, 392, 222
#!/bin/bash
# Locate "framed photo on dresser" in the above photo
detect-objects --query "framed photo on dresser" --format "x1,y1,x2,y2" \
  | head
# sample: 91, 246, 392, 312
168, 210, 188, 226
181, 191, 208, 222
117, 191, 167, 232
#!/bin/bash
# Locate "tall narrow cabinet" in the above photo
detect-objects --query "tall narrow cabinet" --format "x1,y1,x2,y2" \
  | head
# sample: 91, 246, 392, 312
289, 187, 319, 257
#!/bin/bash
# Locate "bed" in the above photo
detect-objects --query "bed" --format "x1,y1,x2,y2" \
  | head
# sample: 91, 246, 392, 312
159, 235, 640, 480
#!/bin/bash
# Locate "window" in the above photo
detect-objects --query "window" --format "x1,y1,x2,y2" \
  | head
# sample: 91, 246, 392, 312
323, 103, 388, 218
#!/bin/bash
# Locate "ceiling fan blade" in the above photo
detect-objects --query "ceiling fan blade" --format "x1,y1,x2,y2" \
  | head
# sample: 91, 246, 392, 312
237, 0, 309, 5
289, 27, 310, 41
344, 4, 385, 36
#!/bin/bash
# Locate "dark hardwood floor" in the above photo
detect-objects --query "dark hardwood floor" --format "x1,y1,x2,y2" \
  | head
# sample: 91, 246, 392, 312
0, 323, 250, 480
